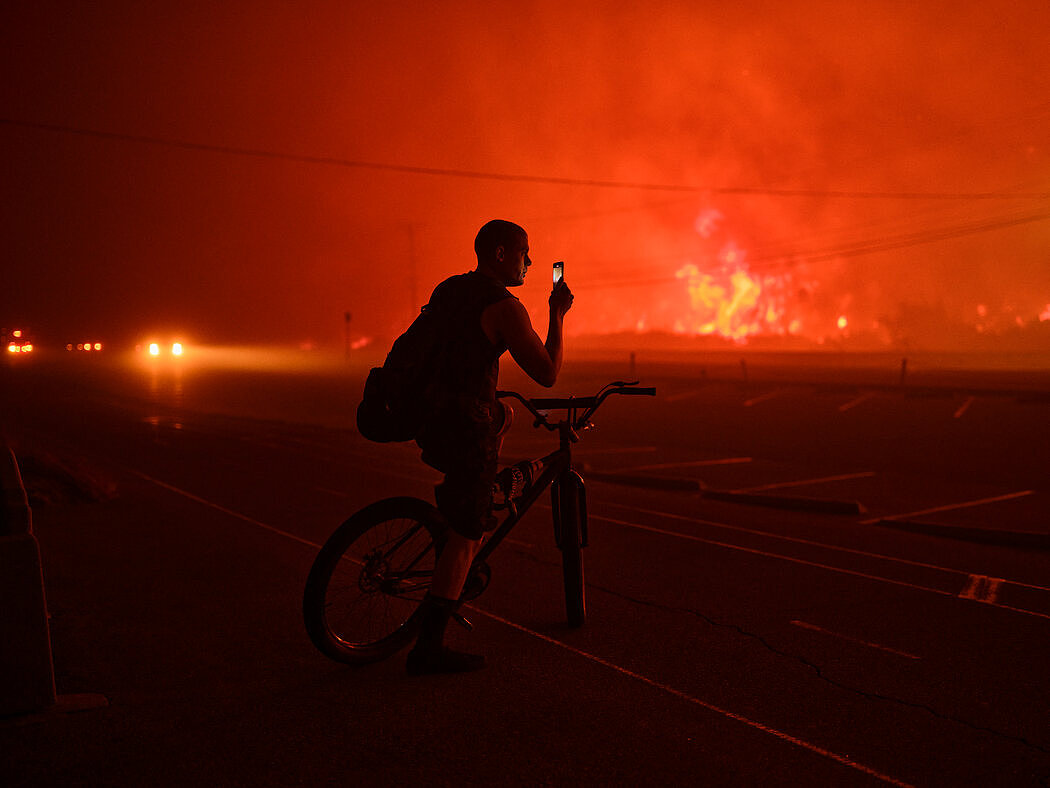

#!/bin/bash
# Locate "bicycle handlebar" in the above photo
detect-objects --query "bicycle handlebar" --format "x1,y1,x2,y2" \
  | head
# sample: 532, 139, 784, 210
497, 381, 656, 432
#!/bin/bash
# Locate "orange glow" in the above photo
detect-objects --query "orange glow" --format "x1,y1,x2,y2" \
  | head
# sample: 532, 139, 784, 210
94, 342, 102, 350
7, 343, 17, 353
171, 342, 184, 356
1040, 304, 1050, 322
12, 330, 22, 338
149, 343, 160, 356
674, 260, 789, 343
837, 316, 848, 330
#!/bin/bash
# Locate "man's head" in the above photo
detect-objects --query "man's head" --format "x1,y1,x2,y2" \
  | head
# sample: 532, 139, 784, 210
474, 219, 530, 287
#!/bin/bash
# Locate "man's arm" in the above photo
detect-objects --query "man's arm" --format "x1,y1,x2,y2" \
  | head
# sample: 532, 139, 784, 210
483, 283, 573, 388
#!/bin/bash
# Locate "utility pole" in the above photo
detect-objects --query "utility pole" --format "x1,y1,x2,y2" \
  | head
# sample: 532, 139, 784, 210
407, 224, 419, 320
343, 311, 352, 361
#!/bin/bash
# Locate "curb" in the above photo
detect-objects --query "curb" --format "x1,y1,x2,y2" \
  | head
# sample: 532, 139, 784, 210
0, 445, 57, 716
873, 518, 1050, 551
703, 489, 865, 515
584, 469, 864, 515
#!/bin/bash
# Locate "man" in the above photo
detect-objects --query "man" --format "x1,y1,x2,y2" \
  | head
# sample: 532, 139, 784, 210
407, 219, 573, 675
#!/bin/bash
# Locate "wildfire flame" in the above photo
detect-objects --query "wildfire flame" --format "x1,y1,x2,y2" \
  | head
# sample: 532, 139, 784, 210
674, 254, 795, 342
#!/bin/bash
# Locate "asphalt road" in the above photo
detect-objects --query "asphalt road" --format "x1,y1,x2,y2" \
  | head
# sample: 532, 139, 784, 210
3, 352, 1049, 786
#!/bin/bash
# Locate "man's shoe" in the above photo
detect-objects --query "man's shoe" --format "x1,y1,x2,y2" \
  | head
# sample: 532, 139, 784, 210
406, 646, 486, 676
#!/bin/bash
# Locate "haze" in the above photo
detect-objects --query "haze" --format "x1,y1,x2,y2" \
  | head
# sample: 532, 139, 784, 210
3, 1, 1048, 353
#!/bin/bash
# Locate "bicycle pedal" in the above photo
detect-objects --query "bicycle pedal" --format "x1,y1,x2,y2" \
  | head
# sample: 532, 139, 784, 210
451, 611, 474, 631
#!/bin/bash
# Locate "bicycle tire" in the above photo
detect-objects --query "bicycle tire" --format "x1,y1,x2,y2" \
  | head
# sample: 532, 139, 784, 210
303, 497, 444, 665
557, 477, 586, 628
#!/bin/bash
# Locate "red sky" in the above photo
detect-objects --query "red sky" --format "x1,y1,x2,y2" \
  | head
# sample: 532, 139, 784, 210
2, 1, 1048, 350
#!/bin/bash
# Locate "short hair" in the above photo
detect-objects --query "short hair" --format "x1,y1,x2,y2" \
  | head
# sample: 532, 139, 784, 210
474, 219, 526, 261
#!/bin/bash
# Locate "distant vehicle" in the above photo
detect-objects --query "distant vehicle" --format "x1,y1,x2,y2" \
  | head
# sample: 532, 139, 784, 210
4, 328, 34, 354
66, 341, 104, 352
139, 340, 185, 357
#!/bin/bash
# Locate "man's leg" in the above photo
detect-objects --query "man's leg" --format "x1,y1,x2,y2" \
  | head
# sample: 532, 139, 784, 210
430, 530, 480, 600
407, 531, 485, 675
408, 404, 502, 674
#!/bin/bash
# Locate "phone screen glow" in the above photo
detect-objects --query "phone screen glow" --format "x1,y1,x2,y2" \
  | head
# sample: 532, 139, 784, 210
553, 262, 564, 284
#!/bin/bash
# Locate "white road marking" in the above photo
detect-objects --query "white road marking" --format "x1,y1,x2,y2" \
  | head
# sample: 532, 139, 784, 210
860, 490, 1035, 525
838, 392, 877, 412
735, 471, 876, 493
958, 574, 1003, 604
953, 396, 975, 419
504, 537, 536, 549
130, 470, 321, 549
790, 620, 920, 660
591, 501, 1050, 617
470, 606, 915, 787
587, 511, 957, 598
576, 446, 659, 456
130, 468, 913, 786
621, 456, 752, 472
743, 390, 783, 407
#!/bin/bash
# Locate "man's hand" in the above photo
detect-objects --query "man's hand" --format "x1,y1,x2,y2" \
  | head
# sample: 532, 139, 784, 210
549, 280, 574, 318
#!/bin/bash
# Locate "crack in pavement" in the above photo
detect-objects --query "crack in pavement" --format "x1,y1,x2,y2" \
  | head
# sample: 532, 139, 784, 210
589, 581, 1050, 759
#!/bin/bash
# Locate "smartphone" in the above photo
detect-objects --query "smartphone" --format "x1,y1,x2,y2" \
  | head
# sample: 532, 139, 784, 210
553, 261, 564, 285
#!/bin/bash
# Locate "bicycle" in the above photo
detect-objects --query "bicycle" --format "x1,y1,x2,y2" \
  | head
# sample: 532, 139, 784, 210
303, 380, 656, 665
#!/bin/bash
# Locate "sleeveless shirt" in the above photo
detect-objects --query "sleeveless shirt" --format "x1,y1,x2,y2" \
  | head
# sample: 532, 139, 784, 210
427, 270, 516, 406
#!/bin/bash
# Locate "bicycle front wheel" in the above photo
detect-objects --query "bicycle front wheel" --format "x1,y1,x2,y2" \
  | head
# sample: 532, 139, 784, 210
554, 475, 586, 628
303, 497, 444, 665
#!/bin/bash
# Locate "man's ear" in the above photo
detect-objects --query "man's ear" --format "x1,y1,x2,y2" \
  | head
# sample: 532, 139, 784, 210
494, 245, 505, 262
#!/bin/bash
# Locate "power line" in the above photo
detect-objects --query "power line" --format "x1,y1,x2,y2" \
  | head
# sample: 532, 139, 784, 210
4, 116, 1049, 201
580, 209, 1050, 290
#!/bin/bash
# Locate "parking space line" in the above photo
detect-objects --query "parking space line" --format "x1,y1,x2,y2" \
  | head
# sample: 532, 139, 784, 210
130, 470, 321, 549
598, 501, 976, 576
953, 396, 975, 419
313, 485, 351, 498
622, 456, 753, 472
576, 446, 659, 456
958, 574, 1003, 604
790, 620, 920, 660
589, 512, 956, 598
860, 490, 1035, 525
131, 466, 912, 785
735, 471, 876, 493
838, 392, 877, 412
743, 390, 784, 407
472, 606, 914, 787
593, 501, 1050, 615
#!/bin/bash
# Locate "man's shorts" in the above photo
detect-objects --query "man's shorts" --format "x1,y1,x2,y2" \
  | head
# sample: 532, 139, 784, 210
416, 398, 512, 541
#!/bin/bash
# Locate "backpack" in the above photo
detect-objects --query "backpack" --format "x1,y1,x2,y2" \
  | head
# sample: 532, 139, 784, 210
356, 302, 451, 443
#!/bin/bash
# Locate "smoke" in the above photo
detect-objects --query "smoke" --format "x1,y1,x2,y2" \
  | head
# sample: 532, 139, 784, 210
1, 0, 1047, 352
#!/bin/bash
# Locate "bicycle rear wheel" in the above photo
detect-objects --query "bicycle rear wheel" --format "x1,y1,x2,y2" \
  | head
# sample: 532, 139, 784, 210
303, 497, 444, 664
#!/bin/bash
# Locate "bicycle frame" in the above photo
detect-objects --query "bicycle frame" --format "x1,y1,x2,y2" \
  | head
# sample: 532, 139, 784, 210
473, 426, 575, 569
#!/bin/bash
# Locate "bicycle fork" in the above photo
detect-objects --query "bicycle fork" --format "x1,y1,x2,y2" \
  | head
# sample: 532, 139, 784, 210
551, 470, 588, 549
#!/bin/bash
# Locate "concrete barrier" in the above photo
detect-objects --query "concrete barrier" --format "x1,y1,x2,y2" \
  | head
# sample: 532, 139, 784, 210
0, 445, 57, 716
